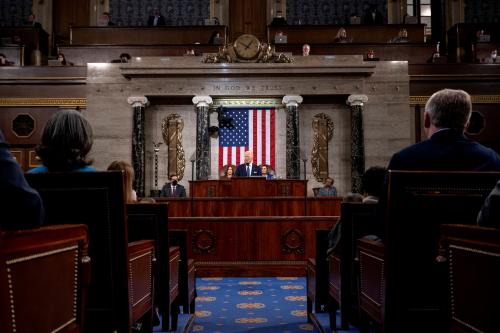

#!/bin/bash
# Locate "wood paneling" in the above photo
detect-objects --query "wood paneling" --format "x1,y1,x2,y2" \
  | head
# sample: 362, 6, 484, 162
53, 0, 91, 45
69, 26, 227, 45
229, 0, 267, 41
169, 216, 337, 276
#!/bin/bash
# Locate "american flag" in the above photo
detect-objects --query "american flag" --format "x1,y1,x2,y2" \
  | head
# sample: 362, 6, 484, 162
218, 108, 275, 170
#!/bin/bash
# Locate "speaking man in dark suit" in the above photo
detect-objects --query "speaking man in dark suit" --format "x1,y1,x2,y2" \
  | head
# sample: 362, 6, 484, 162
160, 174, 186, 197
388, 88, 500, 171
147, 8, 166, 26
234, 150, 262, 177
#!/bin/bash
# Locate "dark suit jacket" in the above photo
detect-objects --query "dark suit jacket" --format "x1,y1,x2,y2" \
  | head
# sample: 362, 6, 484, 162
388, 129, 500, 171
147, 15, 166, 26
477, 180, 500, 227
160, 182, 186, 197
0, 130, 44, 229
234, 163, 262, 177
363, 10, 384, 25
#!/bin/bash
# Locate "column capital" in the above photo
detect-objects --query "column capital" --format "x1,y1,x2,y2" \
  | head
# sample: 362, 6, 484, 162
127, 96, 148, 108
347, 94, 368, 107
192, 95, 213, 107
282, 95, 303, 107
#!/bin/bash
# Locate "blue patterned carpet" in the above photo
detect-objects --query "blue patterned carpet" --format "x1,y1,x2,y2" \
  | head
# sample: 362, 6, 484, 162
192, 277, 317, 333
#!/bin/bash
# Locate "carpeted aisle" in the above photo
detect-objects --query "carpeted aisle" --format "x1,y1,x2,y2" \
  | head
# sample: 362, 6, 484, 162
191, 277, 318, 333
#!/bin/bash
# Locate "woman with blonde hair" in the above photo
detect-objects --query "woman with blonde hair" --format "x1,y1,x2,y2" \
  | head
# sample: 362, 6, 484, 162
107, 160, 137, 203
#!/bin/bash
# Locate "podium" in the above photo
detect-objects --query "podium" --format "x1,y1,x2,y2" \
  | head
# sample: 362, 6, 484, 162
189, 178, 306, 197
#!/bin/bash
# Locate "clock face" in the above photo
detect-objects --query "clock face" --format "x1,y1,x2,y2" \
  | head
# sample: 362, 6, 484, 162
233, 34, 261, 60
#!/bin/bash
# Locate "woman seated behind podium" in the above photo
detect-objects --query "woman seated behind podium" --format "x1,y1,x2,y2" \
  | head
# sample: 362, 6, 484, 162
107, 161, 137, 203
261, 164, 274, 180
29, 110, 96, 173
221, 165, 235, 180
333, 28, 353, 43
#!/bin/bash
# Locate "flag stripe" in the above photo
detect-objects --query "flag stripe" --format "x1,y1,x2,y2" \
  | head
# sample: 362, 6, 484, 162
270, 109, 275, 168
252, 110, 258, 164
256, 110, 262, 165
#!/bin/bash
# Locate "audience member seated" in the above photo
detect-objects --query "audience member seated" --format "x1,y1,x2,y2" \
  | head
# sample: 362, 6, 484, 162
147, 8, 166, 26
362, 5, 384, 25
28, 110, 96, 173
27, 13, 42, 29
317, 176, 338, 197
388, 88, 500, 171
234, 150, 262, 177
326, 167, 386, 254
208, 31, 223, 45
184, 49, 195, 56
333, 28, 353, 43
221, 164, 235, 180
477, 180, 500, 227
361, 166, 387, 203
390, 28, 409, 43
326, 192, 363, 255
111, 53, 131, 63
160, 174, 186, 197
57, 52, 73, 66
107, 160, 137, 203
0, 53, 13, 66
302, 44, 310, 56
0, 129, 44, 229
97, 12, 115, 26
261, 164, 274, 180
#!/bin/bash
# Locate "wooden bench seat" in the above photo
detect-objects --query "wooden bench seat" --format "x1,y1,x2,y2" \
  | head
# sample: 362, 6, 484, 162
0, 224, 90, 333
358, 171, 500, 333
440, 224, 500, 333
25, 171, 155, 333
328, 202, 379, 330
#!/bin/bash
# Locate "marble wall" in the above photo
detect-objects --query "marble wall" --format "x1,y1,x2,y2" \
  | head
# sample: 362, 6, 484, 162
86, 56, 410, 196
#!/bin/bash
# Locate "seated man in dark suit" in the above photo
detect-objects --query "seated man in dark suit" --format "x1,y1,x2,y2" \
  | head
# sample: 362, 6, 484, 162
0, 129, 44, 229
160, 174, 186, 197
147, 8, 166, 26
234, 150, 262, 177
388, 88, 500, 171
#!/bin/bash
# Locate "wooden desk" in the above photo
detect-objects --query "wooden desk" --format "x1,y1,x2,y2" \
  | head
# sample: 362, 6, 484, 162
189, 178, 306, 197
70, 26, 227, 45
57, 44, 220, 65
268, 24, 425, 44
156, 196, 341, 217
169, 216, 338, 276
275, 43, 436, 64
0, 27, 48, 65
0, 45, 24, 66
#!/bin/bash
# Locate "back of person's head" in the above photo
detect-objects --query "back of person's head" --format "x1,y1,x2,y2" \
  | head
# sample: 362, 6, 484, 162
361, 166, 387, 198
36, 110, 93, 171
107, 160, 136, 202
425, 89, 472, 130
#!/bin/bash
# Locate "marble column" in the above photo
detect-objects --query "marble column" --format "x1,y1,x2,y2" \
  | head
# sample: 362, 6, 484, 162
282, 95, 303, 179
192, 95, 213, 180
347, 94, 368, 193
127, 96, 148, 197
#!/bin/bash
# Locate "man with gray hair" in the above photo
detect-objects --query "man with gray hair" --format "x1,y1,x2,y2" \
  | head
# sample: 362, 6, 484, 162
388, 88, 500, 170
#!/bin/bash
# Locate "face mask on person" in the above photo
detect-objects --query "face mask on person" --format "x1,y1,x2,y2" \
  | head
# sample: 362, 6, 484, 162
172, 180, 178, 186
